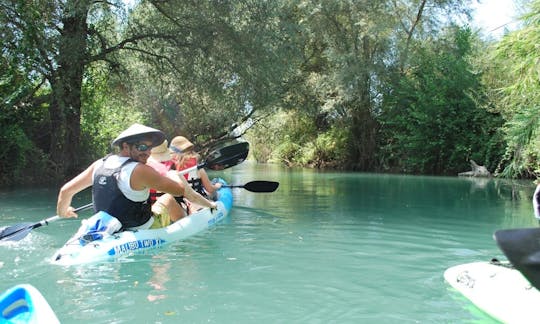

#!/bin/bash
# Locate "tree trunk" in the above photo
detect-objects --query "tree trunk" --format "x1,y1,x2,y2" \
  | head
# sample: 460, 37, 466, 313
49, 2, 89, 178
348, 36, 378, 171
349, 100, 378, 171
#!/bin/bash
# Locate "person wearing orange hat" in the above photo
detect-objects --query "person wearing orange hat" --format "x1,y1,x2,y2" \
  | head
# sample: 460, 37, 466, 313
56, 124, 217, 230
168, 136, 222, 213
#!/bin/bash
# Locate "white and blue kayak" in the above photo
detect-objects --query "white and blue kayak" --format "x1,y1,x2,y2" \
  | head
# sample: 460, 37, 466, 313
52, 178, 233, 266
0, 284, 60, 323
444, 260, 540, 324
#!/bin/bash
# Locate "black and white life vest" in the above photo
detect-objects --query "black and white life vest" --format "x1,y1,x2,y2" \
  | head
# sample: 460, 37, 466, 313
92, 156, 152, 229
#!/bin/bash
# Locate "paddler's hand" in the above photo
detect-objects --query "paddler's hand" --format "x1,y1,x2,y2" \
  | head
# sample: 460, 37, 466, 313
58, 206, 78, 218
210, 202, 218, 213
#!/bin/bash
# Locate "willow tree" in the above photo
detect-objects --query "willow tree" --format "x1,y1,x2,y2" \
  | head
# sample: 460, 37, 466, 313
274, 0, 471, 171
111, 1, 300, 147
485, 0, 540, 177
2, 1, 97, 178
379, 27, 505, 175
1, 0, 297, 179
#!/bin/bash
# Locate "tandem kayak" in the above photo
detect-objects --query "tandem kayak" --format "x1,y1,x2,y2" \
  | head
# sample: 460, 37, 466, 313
444, 260, 540, 324
0, 284, 60, 323
52, 178, 233, 266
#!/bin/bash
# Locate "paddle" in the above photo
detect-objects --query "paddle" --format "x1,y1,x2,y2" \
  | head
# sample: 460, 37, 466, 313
494, 227, 540, 290
202, 141, 249, 170
0, 203, 94, 242
177, 141, 249, 176
223, 181, 279, 193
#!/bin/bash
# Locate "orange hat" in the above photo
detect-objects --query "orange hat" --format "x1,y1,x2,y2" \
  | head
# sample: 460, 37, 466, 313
169, 136, 194, 153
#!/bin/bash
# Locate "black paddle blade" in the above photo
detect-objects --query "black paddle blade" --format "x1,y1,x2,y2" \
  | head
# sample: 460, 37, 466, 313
494, 227, 540, 290
243, 181, 279, 193
0, 223, 35, 242
205, 142, 249, 170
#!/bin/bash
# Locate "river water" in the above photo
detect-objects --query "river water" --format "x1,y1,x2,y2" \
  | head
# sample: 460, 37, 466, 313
0, 163, 537, 323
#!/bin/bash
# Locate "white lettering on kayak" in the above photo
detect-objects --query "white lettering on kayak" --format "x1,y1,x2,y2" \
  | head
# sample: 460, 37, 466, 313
207, 211, 224, 226
107, 239, 165, 256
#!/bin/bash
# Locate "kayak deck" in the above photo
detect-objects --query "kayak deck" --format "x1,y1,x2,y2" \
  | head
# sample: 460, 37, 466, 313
0, 284, 59, 324
52, 178, 233, 266
444, 260, 540, 323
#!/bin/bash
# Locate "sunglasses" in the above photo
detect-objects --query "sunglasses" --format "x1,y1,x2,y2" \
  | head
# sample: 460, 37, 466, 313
132, 143, 152, 152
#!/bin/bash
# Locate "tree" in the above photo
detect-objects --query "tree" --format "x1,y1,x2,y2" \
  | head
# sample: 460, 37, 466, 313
1, 0, 298, 179
109, 1, 299, 147
1, 0, 133, 177
266, 0, 471, 171
378, 27, 504, 175
483, 0, 540, 177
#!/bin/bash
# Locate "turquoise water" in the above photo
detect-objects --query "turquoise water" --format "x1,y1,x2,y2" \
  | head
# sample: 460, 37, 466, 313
0, 163, 537, 323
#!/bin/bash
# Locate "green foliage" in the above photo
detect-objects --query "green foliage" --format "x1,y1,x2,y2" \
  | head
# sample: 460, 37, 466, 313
0, 120, 54, 186
0, 124, 31, 185
116, 0, 299, 144
378, 27, 505, 175
1, 0, 536, 184
80, 64, 147, 162
484, 0, 540, 178
248, 110, 348, 168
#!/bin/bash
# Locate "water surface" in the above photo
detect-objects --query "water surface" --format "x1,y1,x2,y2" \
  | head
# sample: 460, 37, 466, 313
0, 163, 536, 323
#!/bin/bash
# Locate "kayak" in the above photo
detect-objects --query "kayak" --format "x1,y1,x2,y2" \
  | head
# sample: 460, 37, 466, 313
0, 284, 60, 323
52, 178, 233, 266
444, 260, 540, 323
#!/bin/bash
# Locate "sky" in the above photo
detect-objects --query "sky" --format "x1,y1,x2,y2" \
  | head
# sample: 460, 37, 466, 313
120, 0, 521, 38
471, 0, 521, 37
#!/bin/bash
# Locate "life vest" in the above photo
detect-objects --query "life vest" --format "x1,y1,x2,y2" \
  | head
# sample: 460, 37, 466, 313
148, 161, 174, 203
92, 156, 152, 229
180, 157, 205, 196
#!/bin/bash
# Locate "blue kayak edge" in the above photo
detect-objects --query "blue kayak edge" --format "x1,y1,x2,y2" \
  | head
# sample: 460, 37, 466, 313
0, 284, 60, 323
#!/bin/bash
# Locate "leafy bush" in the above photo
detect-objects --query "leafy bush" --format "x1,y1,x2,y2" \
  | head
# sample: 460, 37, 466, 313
0, 124, 54, 186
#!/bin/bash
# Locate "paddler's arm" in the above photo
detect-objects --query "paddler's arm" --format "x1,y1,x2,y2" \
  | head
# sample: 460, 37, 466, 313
198, 168, 222, 195
57, 161, 96, 218
132, 164, 217, 209
162, 169, 218, 210
179, 176, 218, 210
131, 163, 185, 196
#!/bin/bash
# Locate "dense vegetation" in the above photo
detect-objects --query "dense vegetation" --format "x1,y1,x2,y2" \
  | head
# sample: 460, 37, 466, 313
1, 0, 538, 186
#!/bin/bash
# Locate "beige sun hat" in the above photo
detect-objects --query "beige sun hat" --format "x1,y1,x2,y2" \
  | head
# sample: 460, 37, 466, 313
169, 136, 194, 154
111, 123, 165, 148
150, 139, 171, 162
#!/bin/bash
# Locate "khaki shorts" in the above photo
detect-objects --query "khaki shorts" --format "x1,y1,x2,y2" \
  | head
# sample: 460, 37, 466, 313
150, 201, 172, 229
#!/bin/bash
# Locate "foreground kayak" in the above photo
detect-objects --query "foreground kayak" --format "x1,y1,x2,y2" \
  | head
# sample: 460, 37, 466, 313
0, 284, 60, 323
52, 178, 233, 266
444, 260, 540, 323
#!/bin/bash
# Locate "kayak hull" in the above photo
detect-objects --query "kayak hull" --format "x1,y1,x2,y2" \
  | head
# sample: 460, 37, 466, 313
52, 178, 233, 266
444, 261, 540, 324
0, 284, 59, 324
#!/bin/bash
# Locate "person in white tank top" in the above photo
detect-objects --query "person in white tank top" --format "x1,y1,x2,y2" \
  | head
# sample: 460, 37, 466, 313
93, 155, 149, 202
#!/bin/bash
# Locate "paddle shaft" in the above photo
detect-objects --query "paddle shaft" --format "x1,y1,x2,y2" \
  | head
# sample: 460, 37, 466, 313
35, 203, 94, 229
0, 203, 94, 242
